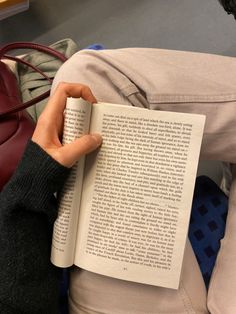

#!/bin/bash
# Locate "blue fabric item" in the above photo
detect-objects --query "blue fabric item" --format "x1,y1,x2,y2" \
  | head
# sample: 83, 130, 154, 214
85, 44, 105, 50
188, 176, 228, 288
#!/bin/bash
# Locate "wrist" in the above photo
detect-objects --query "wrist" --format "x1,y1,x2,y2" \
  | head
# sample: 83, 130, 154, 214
3, 141, 70, 221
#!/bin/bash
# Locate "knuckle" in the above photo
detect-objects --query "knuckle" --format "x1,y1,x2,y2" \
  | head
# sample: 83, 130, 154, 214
36, 115, 51, 130
56, 82, 92, 95
55, 82, 69, 95
57, 81, 67, 90
83, 84, 90, 90
37, 115, 47, 125
80, 135, 96, 149
82, 134, 92, 145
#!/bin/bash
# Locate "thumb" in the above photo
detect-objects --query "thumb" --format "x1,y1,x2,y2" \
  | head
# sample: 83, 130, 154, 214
56, 133, 103, 167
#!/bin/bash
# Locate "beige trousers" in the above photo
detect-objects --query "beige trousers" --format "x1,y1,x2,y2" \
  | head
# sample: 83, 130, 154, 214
52, 48, 236, 314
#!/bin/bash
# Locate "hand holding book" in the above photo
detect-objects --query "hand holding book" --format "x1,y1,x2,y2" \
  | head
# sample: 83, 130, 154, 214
32, 82, 102, 167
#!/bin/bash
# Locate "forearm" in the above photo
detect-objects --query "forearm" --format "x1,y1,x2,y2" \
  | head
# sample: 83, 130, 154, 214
0, 141, 70, 313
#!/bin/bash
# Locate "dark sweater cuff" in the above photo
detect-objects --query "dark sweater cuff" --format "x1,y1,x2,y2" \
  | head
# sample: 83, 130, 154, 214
18, 140, 70, 191
6, 140, 70, 220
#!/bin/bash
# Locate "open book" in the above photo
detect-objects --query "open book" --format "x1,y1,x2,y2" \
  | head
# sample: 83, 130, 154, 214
51, 98, 205, 289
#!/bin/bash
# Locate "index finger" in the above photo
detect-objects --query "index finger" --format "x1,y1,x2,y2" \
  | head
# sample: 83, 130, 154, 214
44, 82, 97, 116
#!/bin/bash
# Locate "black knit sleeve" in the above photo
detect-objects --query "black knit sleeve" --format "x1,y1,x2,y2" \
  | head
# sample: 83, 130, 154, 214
219, 0, 236, 18
0, 141, 70, 314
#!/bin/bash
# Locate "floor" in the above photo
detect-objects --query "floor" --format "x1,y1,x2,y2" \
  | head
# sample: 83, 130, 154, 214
1, 0, 235, 183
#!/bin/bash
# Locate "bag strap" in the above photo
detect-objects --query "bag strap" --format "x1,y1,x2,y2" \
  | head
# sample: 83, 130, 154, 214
0, 42, 67, 62
3, 55, 53, 83
0, 42, 67, 118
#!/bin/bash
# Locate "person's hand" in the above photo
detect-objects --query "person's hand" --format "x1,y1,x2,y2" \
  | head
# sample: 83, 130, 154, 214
32, 82, 102, 167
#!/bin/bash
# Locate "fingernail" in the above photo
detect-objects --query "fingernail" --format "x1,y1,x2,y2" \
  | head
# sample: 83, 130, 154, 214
91, 133, 103, 146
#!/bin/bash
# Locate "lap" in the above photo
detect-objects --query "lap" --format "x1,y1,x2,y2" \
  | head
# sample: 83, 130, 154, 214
53, 48, 236, 313
69, 241, 207, 314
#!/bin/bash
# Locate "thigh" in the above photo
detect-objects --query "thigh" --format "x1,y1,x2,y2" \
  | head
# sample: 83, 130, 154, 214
69, 241, 208, 314
53, 48, 209, 314
53, 49, 216, 314
53, 48, 236, 163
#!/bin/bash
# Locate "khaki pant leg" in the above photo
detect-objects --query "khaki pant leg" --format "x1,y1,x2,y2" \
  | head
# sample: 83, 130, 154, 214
53, 48, 236, 163
69, 241, 207, 314
207, 165, 236, 314
53, 49, 208, 314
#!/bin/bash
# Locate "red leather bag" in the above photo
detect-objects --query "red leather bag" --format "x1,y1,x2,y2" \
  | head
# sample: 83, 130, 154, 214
0, 42, 67, 191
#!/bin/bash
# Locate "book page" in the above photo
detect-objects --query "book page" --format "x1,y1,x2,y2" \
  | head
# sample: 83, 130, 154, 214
75, 103, 205, 289
51, 98, 92, 267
